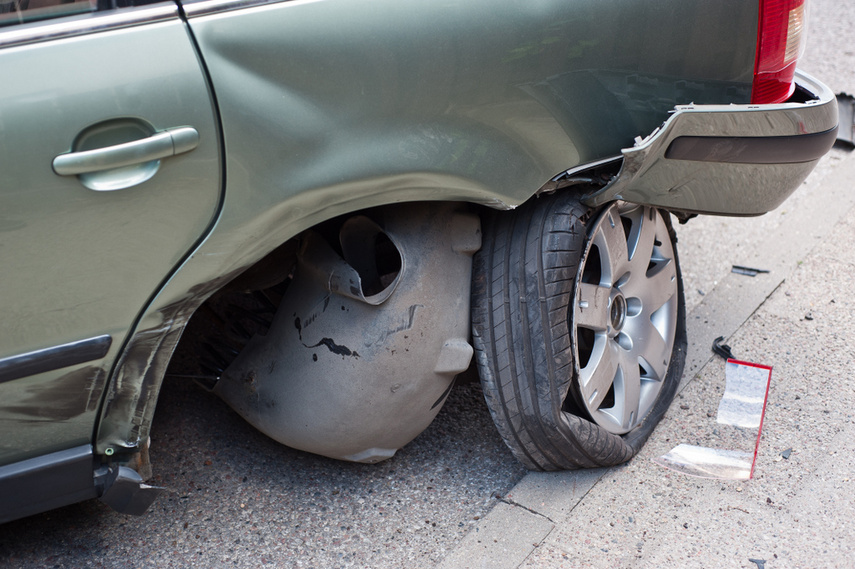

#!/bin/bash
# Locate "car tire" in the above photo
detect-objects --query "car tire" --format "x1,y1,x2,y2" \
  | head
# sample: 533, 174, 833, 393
471, 192, 686, 470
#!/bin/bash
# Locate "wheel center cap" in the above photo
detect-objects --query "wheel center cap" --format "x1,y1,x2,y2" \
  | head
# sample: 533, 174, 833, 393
610, 293, 627, 332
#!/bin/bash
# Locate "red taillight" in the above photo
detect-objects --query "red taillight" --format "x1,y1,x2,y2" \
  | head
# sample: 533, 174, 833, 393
752, 0, 807, 104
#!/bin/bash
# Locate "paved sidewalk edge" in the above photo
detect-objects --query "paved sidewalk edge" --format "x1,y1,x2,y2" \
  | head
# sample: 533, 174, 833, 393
436, 152, 855, 569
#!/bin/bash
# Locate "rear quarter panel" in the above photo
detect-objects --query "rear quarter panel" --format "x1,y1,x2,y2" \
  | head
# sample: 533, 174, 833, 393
96, 0, 760, 453
187, 0, 758, 241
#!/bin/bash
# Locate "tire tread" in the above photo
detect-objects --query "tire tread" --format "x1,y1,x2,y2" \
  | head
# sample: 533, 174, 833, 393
471, 193, 687, 471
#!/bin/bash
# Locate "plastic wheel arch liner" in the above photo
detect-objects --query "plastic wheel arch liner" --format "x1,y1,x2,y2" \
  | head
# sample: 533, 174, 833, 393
214, 203, 481, 463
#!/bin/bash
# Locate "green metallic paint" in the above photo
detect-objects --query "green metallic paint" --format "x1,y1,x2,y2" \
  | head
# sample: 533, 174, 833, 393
191, 0, 756, 226
182, 0, 757, 276
0, 17, 221, 465
94, 0, 760, 454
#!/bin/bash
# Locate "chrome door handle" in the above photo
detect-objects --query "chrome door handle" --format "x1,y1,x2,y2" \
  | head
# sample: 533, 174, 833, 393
52, 126, 199, 176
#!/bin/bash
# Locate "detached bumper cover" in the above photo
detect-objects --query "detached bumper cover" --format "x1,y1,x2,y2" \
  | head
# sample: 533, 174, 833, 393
584, 70, 838, 215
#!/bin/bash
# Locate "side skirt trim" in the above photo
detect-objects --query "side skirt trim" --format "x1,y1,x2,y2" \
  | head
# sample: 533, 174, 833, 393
0, 445, 97, 524
0, 335, 112, 385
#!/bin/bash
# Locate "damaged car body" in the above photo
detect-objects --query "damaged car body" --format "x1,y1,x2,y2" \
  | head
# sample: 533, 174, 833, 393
0, 0, 837, 522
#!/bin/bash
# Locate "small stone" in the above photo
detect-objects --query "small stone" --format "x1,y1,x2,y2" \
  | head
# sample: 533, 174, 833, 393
680, 404, 690, 410
781, 448, 792, 459
736, 487, 743, 492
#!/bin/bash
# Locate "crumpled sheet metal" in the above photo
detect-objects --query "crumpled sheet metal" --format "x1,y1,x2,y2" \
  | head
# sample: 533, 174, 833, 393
96, 266, 247, 456
215, 203, 480, 463
655, 359, 772, 480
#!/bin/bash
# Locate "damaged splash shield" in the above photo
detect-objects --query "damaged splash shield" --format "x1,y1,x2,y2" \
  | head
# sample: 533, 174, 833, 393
215, 204, 480, 463
583, 70, 838, 216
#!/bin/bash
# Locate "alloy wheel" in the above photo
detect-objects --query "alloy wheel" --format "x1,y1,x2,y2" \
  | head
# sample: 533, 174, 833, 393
572, 203, 679, 435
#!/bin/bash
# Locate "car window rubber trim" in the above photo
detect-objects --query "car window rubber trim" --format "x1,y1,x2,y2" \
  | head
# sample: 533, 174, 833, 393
181, 0, 293, 19
0, 2, 177, 50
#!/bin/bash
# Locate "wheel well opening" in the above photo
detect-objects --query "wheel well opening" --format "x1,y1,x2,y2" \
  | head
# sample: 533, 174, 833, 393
166, 206, 407, 387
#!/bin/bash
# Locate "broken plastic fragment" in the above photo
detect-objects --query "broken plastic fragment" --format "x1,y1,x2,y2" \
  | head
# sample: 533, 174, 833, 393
655, 445, 754, 479
836, 93, 855, 146
712, 336, 735, 360
655, 360, 772, 480
731, 265, 770, 277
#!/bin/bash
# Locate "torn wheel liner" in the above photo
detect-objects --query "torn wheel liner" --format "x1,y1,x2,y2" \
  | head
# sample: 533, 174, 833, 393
215, 203, 481, 463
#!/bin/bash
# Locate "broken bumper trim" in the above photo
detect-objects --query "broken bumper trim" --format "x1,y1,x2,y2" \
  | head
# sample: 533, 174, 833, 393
583, 70, 838, 216
664, 127, 838, 165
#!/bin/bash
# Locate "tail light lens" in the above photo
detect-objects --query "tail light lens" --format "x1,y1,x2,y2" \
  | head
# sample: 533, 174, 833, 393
752, 0, 808, 104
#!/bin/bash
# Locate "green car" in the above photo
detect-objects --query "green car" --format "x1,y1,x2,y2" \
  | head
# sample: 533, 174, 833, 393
0, 0, 836, 522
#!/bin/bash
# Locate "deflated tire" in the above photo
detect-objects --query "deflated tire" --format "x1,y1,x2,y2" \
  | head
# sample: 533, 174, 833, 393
471, 193, 687, 470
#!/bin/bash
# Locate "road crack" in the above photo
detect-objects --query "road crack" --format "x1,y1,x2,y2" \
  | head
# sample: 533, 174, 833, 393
495, 495, 555, 524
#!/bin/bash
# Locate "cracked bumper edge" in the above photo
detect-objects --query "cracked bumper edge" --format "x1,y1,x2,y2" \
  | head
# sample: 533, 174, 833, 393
583, 70, 839, 216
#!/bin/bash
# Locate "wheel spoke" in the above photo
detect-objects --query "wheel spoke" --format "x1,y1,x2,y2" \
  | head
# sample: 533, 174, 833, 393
580, 337, 618, 410
614, 354, 641, 429
639, 260, 677, 311
576, 283, 610, 331
621, 258, 676, 314
593, 210, 628, 283
627, 208, 657, 274
630, 320, 669, 380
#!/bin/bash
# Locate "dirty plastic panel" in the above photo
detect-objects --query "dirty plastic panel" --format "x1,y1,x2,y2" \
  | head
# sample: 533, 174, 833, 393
215, 204, 480, 463
654, 359, 772, 480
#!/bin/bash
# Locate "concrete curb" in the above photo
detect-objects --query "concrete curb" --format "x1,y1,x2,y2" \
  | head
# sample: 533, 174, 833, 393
436, 151, 855, 569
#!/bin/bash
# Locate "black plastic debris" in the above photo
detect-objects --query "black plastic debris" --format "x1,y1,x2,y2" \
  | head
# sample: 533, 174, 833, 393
732, 265, 770, 277
712, 336, 736, 360
837, 93, 855, 147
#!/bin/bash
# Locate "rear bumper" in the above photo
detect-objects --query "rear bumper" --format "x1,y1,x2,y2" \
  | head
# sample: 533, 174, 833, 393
583, 70, 838, 216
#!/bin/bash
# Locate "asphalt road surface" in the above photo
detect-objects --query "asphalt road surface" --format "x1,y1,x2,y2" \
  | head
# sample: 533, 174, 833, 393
2, 1, 853, 567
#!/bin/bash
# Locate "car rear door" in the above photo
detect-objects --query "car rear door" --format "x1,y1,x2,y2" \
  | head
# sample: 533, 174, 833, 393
0, 0, 221, 466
